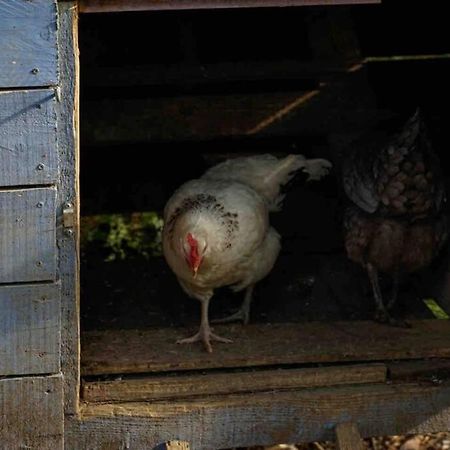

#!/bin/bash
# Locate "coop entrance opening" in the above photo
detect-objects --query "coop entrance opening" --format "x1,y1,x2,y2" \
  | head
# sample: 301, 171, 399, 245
78, 3, 450, 406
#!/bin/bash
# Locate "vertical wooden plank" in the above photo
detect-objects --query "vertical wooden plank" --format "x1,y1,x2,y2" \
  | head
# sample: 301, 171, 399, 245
0, 375, 63, 449
0, 187, 57, 283
57, 1, 80, 416
335, 422, 364, 450
0, 0, 58, 87
0, 89, 58, 186
0, 284, 60, 375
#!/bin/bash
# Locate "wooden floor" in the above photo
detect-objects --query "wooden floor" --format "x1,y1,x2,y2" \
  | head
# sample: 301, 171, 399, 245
82, 319, 450, 376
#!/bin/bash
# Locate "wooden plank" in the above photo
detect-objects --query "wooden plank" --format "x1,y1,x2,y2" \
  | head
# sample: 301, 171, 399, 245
0, 0, 57, 87
0, 375, 63, 449
0, 187, 56, 283
81, 320, 450, 376
388, 359, 450, 382
0, 89, 58, 186
67, 382, 450, 450
335, 422, 364, 450
79, 0, 380, 13
82, 363, 387, 402
0, 284, 60, 376
57, 1, 80, 416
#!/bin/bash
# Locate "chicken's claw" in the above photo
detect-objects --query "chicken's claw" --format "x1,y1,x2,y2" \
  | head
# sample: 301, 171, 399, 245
177, 326, 233, 353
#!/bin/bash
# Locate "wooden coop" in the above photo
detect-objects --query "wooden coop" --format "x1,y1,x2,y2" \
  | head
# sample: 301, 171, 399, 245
1, 0, 450, 449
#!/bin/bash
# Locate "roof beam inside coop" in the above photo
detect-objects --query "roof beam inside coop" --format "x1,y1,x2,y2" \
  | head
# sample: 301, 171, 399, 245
79, 0, 380, 13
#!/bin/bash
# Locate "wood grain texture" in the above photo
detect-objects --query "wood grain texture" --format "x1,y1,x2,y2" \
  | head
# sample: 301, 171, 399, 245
57, 1, 80, 416
79, 0, 380, 13
0, 187, 56, 283
0, 89, 58, 186
0, 284, 60, 376
335, 422, 364, 450
0, 0, 57, 87
67, 382, 450, 450
0, 375, 63, 449
153, 442, 190, 450
82, 364, 387, 403
81, 320, 450, 376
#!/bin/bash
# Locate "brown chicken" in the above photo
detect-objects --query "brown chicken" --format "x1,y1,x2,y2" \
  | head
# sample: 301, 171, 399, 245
163, 154, 332, 352
342, 110, 448, 324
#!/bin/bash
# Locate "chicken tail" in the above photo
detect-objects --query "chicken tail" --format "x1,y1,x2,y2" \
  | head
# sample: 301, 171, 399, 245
264, 154, 332, 210
203, 153, 331, 211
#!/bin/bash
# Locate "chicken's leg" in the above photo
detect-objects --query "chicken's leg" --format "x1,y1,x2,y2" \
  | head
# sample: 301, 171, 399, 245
387, 270, 399, 311
177, 296, 233, 353
212, 285, 254, 325
367, 263, 408, 327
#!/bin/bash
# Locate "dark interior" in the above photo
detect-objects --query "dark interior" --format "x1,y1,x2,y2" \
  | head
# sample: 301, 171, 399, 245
79, 1, 450, 332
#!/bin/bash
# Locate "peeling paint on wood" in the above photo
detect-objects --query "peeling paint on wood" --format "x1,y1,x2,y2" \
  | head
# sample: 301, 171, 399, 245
0, 0, 58, 87
0, 284, 60, 375
0, 89, 58, 186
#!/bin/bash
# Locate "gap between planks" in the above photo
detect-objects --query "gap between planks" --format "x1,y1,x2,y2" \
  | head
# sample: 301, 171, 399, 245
81, 320, 450, 376
82, 363, 387, 402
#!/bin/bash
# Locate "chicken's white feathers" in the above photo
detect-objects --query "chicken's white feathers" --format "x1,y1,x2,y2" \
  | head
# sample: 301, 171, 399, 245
162, 153, 331, 302
203, 154, 332, 211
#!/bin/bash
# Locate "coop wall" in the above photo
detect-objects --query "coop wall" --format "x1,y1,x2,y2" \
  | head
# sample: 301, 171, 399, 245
0, 1, 67, 448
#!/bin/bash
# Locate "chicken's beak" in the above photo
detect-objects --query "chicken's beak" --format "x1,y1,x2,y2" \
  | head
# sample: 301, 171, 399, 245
192, 266, 199, 278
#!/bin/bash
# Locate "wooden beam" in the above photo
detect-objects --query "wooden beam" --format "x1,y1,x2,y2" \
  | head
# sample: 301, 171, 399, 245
82, 363, 387, 402
67, 381, 450, 450
57, 1, 81, 416
79, 0, 380, 14
81, 320, 450, 376
335, 422, 364, 450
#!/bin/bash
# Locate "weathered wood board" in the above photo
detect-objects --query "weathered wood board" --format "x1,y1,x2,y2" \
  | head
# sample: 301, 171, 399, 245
0, 0, 58, 87
336, 422, 364, 450
68, 382, 450, 450
81, 320, 450, 375
0, 375, 63, 449
82, 363, 387, 402
0, 89, 58, 186
0, 187, 57, 283
79, 0, 380, 13
0, 284, 60, 375
57, 1, 80, 415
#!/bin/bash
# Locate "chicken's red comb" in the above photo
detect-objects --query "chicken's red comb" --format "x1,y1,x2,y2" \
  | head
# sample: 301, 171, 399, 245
187, 233, 197, 247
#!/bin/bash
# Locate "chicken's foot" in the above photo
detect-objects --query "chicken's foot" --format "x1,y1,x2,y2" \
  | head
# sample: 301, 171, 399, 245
177, 297, 233, 352
212, 285, 254, 325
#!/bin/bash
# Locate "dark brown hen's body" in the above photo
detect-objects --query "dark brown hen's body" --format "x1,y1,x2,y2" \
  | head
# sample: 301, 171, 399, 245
343, 110, 448, 323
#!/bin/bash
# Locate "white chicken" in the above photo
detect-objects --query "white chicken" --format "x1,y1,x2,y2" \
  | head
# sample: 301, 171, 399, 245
163, 154, 332, 352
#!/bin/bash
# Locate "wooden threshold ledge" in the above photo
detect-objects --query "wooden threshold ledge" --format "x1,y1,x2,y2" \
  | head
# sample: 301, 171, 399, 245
82, 363, 387, 402
81, 320, 450, 376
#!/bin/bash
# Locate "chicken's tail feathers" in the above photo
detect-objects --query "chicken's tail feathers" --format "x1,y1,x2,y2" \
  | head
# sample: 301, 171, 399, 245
202, 153, 332, 211
266, 154, 332, 210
